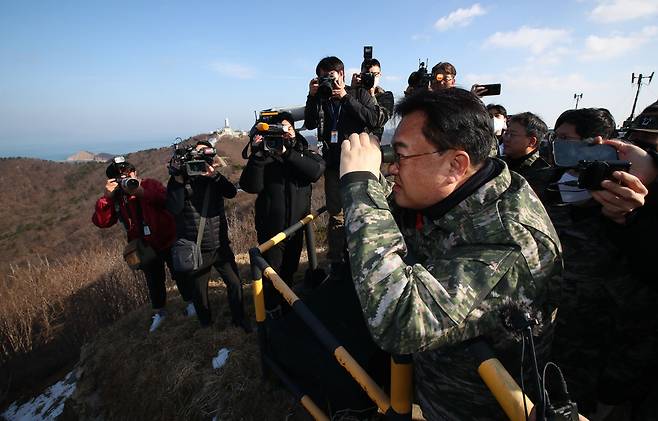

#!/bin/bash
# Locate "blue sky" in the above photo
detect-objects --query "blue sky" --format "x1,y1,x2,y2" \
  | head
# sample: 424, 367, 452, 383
1, 0, 657, 159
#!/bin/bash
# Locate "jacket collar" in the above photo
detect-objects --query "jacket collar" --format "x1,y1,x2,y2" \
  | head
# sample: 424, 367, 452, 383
420, 159, 511, 234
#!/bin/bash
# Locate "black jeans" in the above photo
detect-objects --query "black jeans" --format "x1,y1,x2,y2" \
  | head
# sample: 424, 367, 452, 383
179, 246, 245, 327
142, 247, 194, 309
259, 229, 305, 310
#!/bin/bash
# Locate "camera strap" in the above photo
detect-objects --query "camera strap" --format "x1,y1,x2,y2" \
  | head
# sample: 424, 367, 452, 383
328, 101, 341, 131
196, 187, 211, 247
114, 192, 131, 232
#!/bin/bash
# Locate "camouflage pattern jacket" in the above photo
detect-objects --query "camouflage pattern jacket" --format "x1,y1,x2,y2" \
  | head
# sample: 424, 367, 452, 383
341, 159, 562, 420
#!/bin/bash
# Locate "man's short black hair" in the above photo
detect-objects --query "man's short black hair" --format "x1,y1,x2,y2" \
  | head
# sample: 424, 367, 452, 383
196, 140, 213, 148
316, 56, 344, 75
361, 58, 381, 71
486, 104, 507, 118
395, 88, 493, 165
554, 108, 617, 139
508, 112, 548, 142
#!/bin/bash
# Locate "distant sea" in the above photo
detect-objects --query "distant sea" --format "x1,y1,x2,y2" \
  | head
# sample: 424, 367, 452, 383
0, 138, 171, 161
0, 128, 393, 161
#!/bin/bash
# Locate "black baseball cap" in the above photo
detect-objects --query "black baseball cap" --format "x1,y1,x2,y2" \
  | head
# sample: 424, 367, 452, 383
106, 156, 135, 178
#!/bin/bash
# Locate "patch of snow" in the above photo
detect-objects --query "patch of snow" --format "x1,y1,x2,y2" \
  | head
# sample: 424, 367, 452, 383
212, 348, 231, 369
2, 370, 76, 421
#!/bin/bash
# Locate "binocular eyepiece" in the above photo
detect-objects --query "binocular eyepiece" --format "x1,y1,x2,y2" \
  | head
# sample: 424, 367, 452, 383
380, 144, 396, 164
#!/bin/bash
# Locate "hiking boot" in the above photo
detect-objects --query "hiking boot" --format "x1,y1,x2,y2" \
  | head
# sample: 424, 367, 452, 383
183, 302, 196, 318
149, 309, 166, 333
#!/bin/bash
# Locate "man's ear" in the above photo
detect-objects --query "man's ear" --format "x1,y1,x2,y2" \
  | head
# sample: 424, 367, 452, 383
528, 136, 538, 149
447, 151, 471, 183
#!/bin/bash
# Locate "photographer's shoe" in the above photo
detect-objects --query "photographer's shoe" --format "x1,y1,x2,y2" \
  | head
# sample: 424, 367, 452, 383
184, 302, 196, 318
149, 309, 166, 333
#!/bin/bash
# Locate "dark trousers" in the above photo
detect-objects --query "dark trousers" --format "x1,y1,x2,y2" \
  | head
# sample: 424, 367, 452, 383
180, 246, 245, 327
259, 229, 305, 310
142, 248, 194, 309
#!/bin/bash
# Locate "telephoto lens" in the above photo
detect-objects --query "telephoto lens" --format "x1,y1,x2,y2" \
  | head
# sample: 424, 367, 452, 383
120, 177, 140, 190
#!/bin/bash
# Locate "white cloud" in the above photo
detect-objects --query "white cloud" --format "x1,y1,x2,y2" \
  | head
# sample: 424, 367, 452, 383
484, 26, 571, 54
589, 0, 658, 23
434, 4, 486, 31
411, 33, 431, 41
210, 61, 256, 79
581, 26, 658, 60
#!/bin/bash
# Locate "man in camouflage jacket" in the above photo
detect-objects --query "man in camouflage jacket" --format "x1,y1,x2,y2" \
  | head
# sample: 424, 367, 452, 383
339, 89, 562, 420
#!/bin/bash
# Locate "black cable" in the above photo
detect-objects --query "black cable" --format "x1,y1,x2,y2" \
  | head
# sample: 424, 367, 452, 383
525, 328, 545, 421
542, 362, 572, 408
520, 333, 529, 421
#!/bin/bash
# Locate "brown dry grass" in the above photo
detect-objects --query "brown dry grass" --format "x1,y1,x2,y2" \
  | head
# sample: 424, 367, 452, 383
0, 137, 331, 415
68, 284, 305, 421
0, 242, 149, 405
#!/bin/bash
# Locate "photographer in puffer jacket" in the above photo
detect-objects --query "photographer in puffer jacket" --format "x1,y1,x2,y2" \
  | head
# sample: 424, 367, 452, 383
166, 141, 250, 333
239, 113, 325, 313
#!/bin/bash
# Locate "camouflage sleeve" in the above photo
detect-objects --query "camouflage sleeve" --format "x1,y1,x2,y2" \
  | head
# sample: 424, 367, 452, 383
342, 177, 519, 354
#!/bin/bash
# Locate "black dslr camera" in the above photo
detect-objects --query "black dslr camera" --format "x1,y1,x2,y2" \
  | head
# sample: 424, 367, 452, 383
317, 74, 337, 99
168, 139, 216, 177
359, 45, 377, 90
553, 139, 630, 190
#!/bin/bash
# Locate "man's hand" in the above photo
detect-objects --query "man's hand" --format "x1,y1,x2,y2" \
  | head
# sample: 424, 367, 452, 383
591, 171, 648, 224
351, 72, 360, 87
309, 78, 319, 97
601, 139, 658, 185
104, 179, 118, 198
340, 133, 381, 179
332, 77, 347, 99
471, 84, 488, 97
201, 163, 216, 178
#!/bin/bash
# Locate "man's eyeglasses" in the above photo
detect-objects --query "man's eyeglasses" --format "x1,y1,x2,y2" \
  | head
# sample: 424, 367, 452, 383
391, 150, 442, 163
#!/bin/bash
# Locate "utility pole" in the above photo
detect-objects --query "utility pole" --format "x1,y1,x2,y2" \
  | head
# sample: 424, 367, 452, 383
573, 93, 583, 109
624, 72, 654, 128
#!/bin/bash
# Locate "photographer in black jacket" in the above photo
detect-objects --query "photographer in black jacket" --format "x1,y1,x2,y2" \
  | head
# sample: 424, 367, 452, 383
240, 113, 325, 311
304, 56, 379, 278
351, 58, 394, 140
166, 141, 250, 332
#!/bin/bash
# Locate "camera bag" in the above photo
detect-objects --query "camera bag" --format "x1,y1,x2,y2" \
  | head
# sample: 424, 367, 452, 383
123, 238, 157, 270
172, 187, 210, 273
121, 198, 158, 270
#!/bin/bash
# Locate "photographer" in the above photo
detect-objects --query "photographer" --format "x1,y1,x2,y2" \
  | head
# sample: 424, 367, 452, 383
92, 158, 193, 333
429, 61, 456, 91
239, 114, 324, 312
351, 58, 394, 140
544, 108, 657, 415
304, 56, 379, 279
166, 141, 250, 332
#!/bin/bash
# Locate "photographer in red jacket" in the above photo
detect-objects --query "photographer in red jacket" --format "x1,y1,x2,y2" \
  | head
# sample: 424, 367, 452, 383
92, 157, 194, 333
